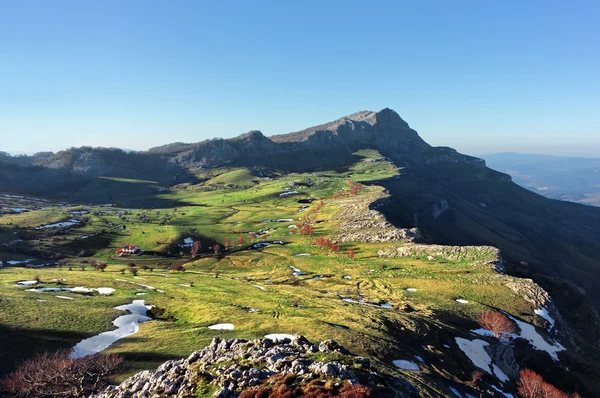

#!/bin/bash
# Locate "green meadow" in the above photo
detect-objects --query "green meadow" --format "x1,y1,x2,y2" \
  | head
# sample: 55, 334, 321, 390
0, 150, 539, 385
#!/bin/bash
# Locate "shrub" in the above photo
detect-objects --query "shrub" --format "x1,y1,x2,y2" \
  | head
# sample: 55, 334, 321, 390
517, 368, 574, 398
478, 311, 516, 338
0, 350, 122, 398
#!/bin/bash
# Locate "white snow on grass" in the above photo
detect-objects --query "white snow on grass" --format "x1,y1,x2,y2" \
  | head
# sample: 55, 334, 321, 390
17, 280, 38, 286
69, 210, 88, 215
264, 334, 296, 341
392, 359, 420, 370
291, 266, 306, 276
10, 208, 29, 213
207, 323, 234, 330
406, 288, 417, 292
471, 328, 495, 337
254, 285, 266, 291
36, 219, 80, 229
456, 299, 469, 304
27, 286, 116, 295
71, 286, 95, 293
115, 279, 158, 291
7, 259, 34, 265
71, 300, 152, 358
534, 307, 555, 328
55, 295, 75, 300
455, 338, 509, 381
507, 314, 565, 360
491, 385, 515, 397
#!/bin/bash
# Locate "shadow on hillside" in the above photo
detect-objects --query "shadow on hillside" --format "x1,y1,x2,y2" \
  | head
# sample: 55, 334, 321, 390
0, 324, 90, 375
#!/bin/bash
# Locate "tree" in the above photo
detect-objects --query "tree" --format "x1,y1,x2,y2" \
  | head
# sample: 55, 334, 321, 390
300, 224, 313, 236
94, 262, 107, 272
478, 311, 516, 338
238, 235, 245, 246
516, 368, 573, 398
224, 237, 230, 249
213, 244, 221, 254
347, 247, 356, 260
128, 267, 138, 276
0, 350, 122, 398
191, 240, 202, 256
250, 232, 256, 242
517, 369, 544, 398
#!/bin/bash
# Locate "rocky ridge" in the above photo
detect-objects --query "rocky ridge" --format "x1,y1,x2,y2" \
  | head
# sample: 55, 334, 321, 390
92, 336, 404, 398
332, 189, 422, 244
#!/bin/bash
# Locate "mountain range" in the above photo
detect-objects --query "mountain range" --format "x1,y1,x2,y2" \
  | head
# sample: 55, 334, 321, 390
2, 108, 600, 325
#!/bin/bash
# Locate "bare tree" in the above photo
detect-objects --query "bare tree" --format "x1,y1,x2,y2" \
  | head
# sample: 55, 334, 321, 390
0, 350, 122, 398
478, 311, 516, 338
191, 240, 202, 256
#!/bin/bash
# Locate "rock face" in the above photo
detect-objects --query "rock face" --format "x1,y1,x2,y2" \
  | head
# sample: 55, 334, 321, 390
145, 108, 480, 170
92, 336, 394, 398
484, 343, 519, 379
332, 189, 421, 244
432, 199, 449, 219
378, 244, 501, 267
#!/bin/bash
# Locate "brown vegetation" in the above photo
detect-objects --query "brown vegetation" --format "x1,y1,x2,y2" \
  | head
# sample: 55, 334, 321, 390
477, 311, 516, 338
0, 351, 122, 398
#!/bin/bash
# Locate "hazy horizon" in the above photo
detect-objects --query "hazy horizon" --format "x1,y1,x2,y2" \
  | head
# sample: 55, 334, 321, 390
2, 1, 599, 157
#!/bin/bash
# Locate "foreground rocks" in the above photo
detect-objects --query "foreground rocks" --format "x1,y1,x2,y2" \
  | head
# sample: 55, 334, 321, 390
92, 336, 401, 398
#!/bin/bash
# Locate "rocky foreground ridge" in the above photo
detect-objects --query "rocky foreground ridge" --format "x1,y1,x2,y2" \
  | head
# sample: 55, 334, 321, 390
92, 336, 405, 398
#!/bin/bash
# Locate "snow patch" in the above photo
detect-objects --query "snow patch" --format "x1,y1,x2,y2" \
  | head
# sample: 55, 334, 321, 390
456, 299, 469, 304
17, 280, 38, 286
264, 334, 296, 342
392, 359, 420, 371
455, 338, 509, 381
36, 219, 80, 229
208, 323, 234, 330
534, 307, 555, 328
406, 288, 417, 292
507, 314, 564, 360
7, 259, 34, 265
491, 385, 514, 397
71, 300, 152, 358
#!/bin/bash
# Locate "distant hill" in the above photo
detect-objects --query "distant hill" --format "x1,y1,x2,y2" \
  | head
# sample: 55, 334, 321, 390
481, 152, 600, 206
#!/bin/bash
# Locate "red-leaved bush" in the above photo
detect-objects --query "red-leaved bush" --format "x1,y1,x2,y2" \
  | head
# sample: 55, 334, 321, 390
0, 350, 123, 398
478, 311, 516, 338
517, 368, 581, 398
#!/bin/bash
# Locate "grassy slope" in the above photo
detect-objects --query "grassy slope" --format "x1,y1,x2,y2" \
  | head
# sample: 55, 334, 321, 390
0, 150, 582, 396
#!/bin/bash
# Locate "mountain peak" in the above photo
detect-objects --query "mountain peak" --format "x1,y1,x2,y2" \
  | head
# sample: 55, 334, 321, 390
341, 108, 408, 129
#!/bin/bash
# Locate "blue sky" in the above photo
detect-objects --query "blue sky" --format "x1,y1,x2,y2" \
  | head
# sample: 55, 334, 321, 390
1, 0, 599, 156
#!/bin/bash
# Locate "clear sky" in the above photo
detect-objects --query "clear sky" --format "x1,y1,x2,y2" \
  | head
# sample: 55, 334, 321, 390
1, 0, 599, 157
